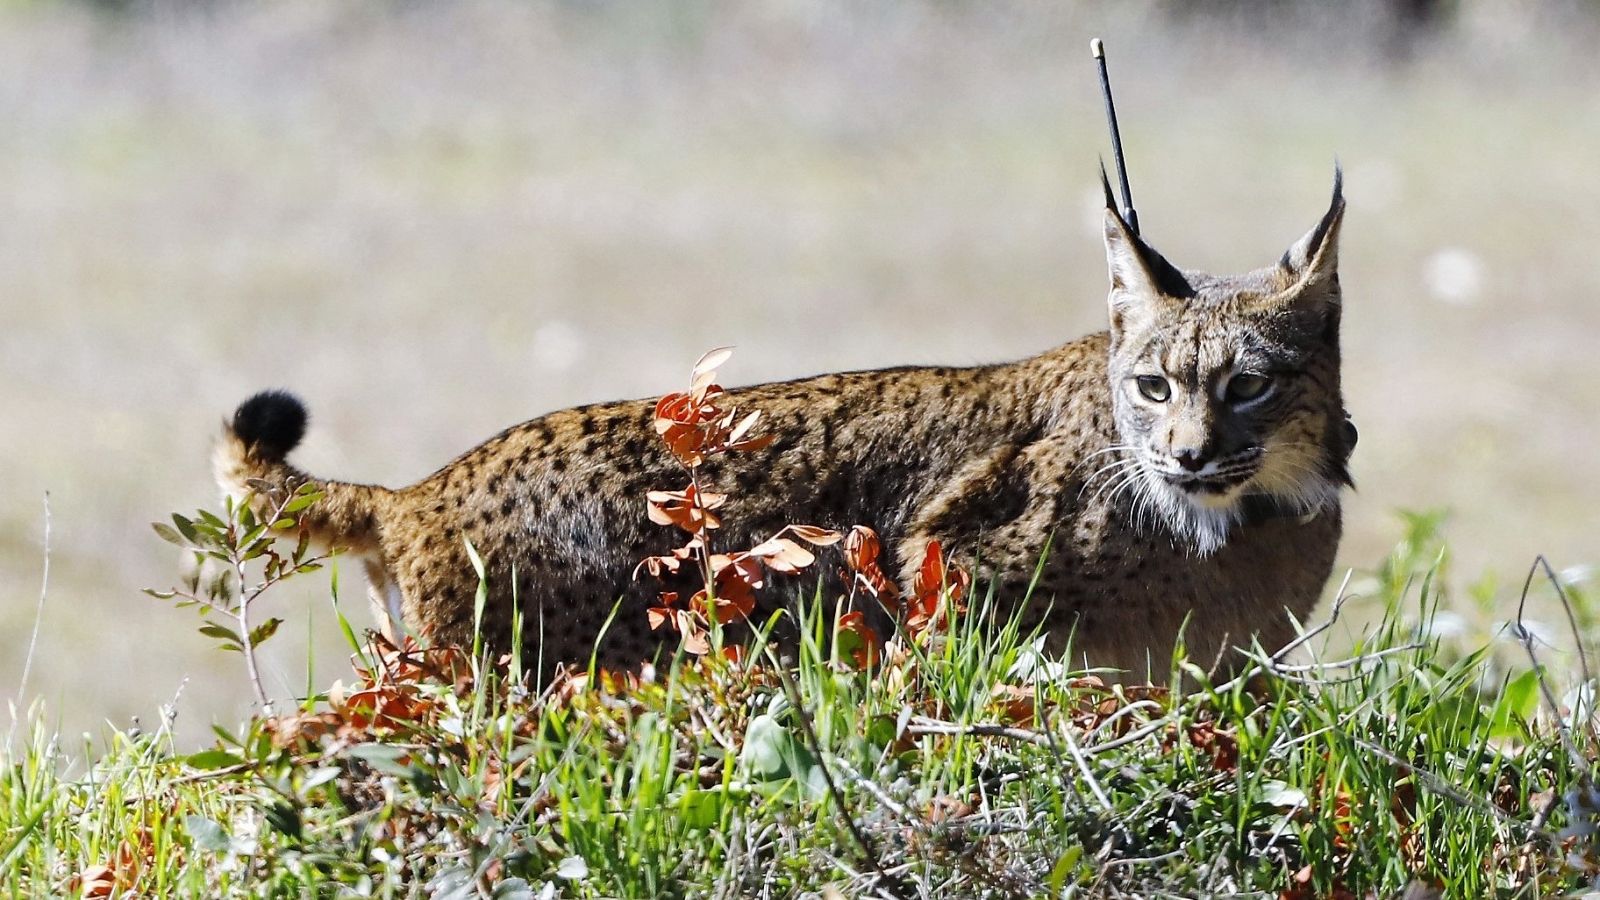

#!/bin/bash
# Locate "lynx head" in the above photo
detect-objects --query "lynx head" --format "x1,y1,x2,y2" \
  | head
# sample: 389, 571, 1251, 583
1100, 167, 1352, 555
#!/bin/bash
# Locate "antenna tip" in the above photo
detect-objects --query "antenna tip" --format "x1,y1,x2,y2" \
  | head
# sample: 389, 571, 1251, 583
1090, 38, 1105, 59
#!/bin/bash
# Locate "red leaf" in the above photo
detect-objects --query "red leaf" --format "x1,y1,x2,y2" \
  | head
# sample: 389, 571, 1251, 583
679, 612, 710, 656
843, 525, 883, 572
906, 540, 969, 634
726, 432, 776, 453
690, 568, 757, 625
691, 346, 735, 381
789, 525, 844, 547
727, 410, 762, 444
715, 554, 766, 590
646, 485, 724, 534
843, 525, 900, 606
747, 537, 815, 573
834, 610, 882, 669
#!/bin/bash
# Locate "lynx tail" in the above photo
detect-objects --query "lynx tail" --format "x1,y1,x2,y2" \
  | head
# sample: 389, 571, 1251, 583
214, 391, 385, 554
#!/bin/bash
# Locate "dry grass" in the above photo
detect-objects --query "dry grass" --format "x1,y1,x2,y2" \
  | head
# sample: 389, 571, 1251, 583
3, 1, 1598, 744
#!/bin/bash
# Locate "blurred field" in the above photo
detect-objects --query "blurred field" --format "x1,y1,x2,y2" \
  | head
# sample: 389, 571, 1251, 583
2, 1, 1598, 746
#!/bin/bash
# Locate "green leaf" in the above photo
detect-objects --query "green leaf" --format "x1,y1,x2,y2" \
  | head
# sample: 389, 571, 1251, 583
346, 743, 421, 779
264, 802, 301, 840
738, 714, 826, 800
865, 714, 899, 749
249, 617, 283, 646
152, 522, 186, 546
301, 766, 341, 792
171, 514, 200, 544
464, 537, 487, 581
185, 815, 231, 853
330, 569, 362, 655
1490, 668, 1543, 738
492, 880, 536, 900
239, 524, 268, 551
1047, 845, 1085, 894
283, 490, 323, 514
0, 802, 49, 872
678, 789, 740, 830
1260, 780, 1308, 809
198, 622, 243, 648
465, 537, 489, 643
556, 856, 588, 880
427, 866, 474, 900
184, 749, 246, 770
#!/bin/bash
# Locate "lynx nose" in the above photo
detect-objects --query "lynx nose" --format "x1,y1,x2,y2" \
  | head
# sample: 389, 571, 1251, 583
1173, 449, 1210, 473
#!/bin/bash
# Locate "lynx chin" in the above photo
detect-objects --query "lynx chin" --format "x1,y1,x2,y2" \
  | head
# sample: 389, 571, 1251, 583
214, 168, 1354, 680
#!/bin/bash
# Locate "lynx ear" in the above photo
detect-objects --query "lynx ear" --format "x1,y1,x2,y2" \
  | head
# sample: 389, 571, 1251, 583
1101, 166, 1191, 333
1279, 165, 1345, 292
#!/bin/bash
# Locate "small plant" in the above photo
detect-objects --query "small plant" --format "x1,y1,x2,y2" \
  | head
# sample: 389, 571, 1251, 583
635, 348, 846, 659
147, 483, 329, 714
635, 348, 977, 670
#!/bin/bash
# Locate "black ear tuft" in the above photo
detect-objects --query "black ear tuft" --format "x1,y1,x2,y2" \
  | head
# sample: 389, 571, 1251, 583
1306, 161, 1345, 259
232, 390, 308, 462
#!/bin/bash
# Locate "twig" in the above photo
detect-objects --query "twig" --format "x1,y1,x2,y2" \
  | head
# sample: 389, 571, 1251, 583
1085, 700, 1164, 742
8, 494, 51, 750
1100, 847, 1187, 870
1276, 568, 1357, 660
1350, 737, 1561, 848
1519, 555, 1599, 748
1209, 569, 1358, 697
1268, 643, 1426, 674
832, 754, 1034, 900
772, 662, 911, 900
1512, 562, 1592, 780
168, 762, 257, 785
1513, 789, 1565, 884
1082, 716, 1171, 757
905, 718, 1053, 747
906, 703, 1173, 759
1057, 719, 1114, 813
830, 756, 921, 831
817, 851, 912, 900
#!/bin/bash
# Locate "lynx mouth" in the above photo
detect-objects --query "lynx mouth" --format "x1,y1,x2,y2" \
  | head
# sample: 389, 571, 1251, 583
1161, 468, 1256, 495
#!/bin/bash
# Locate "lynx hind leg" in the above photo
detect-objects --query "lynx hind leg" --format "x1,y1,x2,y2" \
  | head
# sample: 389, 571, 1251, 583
362, 558, 406, 643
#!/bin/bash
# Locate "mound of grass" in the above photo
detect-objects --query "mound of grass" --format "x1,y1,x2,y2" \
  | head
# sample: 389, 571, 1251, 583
4, 517, 1599, 898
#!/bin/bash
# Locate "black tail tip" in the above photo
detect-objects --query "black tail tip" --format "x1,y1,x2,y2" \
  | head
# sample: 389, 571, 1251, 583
232, 390, 308, 461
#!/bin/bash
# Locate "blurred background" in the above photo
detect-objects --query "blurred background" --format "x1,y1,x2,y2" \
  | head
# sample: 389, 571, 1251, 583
2, 0, 1597, 747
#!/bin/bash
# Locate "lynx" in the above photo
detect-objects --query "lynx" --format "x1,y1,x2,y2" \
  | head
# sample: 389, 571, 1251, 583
215, 170, 1353, 680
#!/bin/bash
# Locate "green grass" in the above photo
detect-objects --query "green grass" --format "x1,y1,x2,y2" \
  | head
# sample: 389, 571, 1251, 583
7, 1, 1600, 746
4, 516, 1598, 897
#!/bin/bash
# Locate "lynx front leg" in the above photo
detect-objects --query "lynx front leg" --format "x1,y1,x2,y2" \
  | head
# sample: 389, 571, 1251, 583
895, 440, 1067, 597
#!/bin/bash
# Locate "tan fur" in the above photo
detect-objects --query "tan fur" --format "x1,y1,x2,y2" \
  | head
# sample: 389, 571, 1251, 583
215, 176, 1353, 681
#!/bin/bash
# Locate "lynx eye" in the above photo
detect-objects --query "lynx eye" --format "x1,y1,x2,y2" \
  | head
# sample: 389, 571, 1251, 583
1135, 375, 1171, 403
1225, 373, 1271, 403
